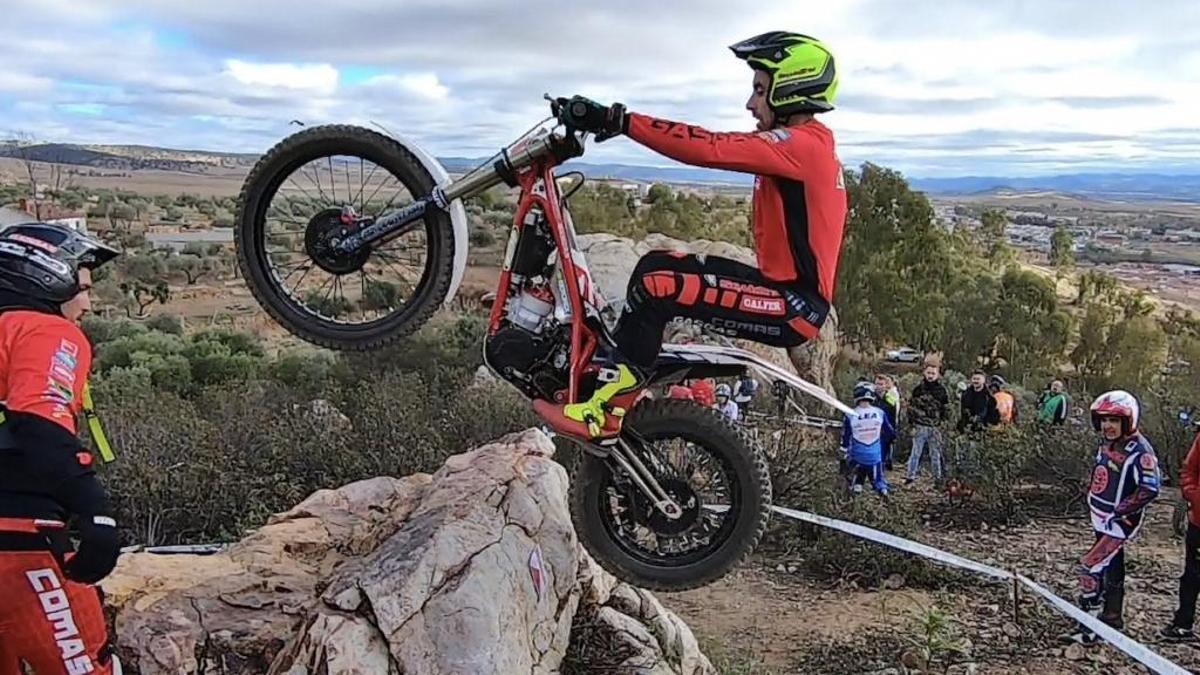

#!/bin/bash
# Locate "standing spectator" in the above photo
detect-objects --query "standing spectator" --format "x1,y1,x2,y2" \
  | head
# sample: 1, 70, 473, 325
1061, 391, 1160, 645
733, 373, 758, 413
1161, 428, 1200, 641
841, 382, 895, 497
1037, 379, 1070, 426
691, 378, 716, 408
874, 373, 900, 470
906, 363, 950, 485
958, 370, 999, 433
989, 375, 1017, 425
714, 383, 740, 422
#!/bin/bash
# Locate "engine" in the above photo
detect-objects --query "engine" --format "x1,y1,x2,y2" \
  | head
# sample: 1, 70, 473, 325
485, 284, 569, 400
482, 205, 571, 400
484, 320, 568, 400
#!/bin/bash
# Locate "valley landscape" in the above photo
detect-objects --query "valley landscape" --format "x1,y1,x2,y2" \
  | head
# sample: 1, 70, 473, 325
5, 139, 1200, 673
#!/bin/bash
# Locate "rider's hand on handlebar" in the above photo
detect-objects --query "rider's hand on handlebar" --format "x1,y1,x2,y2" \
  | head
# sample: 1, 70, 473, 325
555, 95, 628, 142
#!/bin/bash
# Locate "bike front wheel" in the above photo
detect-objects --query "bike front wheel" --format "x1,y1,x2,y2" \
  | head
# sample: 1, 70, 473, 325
235, 124, 457, 350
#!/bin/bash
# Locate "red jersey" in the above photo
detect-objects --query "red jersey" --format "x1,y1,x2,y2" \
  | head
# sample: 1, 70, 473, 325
690, 379, 716, 407
0, 310, 92, 435
626, 113, 848, 302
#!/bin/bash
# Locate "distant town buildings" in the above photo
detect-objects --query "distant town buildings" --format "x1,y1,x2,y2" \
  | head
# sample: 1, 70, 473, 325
0, 198, 88, 232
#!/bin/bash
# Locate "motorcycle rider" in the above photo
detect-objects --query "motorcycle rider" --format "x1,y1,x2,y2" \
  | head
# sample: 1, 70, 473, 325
1060, 390, 1160, 645
841, 382, 894, 496
0, 222, 122, 673
536, 31, 847, 439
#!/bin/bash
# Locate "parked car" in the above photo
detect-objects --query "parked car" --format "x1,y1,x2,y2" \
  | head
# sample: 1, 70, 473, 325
885, 347, 922, 363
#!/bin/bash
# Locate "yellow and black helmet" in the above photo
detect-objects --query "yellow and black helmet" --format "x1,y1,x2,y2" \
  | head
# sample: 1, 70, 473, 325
730, 31, 838, 115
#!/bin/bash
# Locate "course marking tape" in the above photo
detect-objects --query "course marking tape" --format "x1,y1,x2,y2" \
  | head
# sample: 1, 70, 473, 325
770, 505, 1192, 675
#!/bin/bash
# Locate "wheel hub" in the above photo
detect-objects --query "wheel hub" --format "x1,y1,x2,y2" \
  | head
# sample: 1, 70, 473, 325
305, 207, 371, 275
645, 478, 701, 535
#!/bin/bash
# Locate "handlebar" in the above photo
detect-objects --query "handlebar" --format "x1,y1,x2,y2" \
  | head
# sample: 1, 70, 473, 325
439, 99, 583, 203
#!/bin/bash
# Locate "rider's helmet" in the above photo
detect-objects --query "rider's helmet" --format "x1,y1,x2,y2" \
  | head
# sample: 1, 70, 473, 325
853, 381, 876, 404
715, 383, 732, 400
729, 31, 838, 116
0, 222, 119, 309
988, 374, 1006, 391
1090, 390, 1140, 436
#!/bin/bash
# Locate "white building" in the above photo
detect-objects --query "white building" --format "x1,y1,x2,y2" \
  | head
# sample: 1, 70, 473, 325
0, 198, 89, 233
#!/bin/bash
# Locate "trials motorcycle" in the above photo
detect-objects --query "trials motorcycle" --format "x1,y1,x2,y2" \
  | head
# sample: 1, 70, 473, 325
233, 96, 852, 590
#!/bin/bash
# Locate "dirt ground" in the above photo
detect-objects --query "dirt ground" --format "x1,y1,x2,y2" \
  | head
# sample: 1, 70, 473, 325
661, 476, 1200, 674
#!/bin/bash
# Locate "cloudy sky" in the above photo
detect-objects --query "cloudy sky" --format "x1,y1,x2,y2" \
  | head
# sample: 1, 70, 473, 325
2, 0, 1197, 177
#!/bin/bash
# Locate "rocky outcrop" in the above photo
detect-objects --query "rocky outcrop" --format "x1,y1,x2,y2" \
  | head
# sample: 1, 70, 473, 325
104, 429, 713, 675
579, 232, 839, 394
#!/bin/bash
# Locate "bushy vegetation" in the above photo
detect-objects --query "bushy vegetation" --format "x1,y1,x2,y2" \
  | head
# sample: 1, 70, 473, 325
83, 312, 536, 546
17, 159, 1200, 594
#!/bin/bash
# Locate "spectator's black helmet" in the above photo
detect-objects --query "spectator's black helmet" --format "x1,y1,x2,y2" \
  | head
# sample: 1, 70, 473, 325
0, 222, 119, 306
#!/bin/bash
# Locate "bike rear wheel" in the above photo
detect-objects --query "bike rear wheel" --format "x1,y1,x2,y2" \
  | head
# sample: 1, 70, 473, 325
570, 398, 772, 591
235, 124, 456, 350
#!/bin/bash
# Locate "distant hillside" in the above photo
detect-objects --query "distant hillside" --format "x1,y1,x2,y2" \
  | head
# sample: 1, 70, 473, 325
0, 140, 753, 186
0, 142, 259, 174
910, 173, 1200, 202
4, 140, 1198, 199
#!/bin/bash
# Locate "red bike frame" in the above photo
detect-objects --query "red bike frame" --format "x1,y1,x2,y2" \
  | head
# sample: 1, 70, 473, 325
485, 154, 600, 405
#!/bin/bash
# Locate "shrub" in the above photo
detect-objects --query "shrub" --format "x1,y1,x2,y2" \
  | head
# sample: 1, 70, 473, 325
145, 312, 185, 335
760, 425, 964, 589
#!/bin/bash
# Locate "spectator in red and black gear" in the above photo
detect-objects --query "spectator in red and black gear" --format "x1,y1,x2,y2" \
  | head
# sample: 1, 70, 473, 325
535, 31, 848, 440
1060, 390, 1160, 646
0, 222, 122, 673
1161, 429, 1200, 641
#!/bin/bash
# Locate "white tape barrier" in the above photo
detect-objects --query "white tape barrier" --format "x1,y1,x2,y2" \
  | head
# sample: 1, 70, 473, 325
772, 505, 1013, 581
770, 505, 1193, 675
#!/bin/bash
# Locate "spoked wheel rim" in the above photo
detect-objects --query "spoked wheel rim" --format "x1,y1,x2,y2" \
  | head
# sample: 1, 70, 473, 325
597, 431, 742, 567
249, 149, 438, 329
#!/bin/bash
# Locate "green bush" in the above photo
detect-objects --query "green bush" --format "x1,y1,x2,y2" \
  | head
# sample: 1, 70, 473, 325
760, 425, 963, 589
86, 308, 534, 546
81, 315, 152, 345
145, 312, 185, 335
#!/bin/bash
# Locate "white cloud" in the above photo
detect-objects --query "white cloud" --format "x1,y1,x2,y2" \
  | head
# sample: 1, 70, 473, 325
224, 60, 339, 94
0, 0, 1195, 176
363, 73, 450, 101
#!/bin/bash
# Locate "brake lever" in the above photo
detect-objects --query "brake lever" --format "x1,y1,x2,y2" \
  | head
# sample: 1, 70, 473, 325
544, 92, 565, 119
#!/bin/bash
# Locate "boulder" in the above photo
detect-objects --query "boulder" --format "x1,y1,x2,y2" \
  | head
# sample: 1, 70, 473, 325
105, 429, 712, 675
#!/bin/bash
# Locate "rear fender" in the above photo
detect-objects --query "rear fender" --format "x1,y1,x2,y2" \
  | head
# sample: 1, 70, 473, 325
649, 343, 854, 416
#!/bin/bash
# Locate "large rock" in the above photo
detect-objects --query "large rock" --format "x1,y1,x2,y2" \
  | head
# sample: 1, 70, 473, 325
578, 232, 839, 395
104, 429, 712, 675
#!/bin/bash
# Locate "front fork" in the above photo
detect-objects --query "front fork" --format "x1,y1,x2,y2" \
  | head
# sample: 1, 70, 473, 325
578, 436, 684, 520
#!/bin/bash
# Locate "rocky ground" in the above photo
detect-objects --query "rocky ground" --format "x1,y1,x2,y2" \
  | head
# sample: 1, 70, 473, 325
663, 476, 1200, 674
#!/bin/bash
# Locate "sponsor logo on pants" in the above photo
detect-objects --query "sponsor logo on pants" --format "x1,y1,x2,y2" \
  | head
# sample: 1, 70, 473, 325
25, 568, 95, 674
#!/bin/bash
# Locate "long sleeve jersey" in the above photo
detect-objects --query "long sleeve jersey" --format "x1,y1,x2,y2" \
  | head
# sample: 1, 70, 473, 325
625, 113, 848, 302
841, 404, 895, 466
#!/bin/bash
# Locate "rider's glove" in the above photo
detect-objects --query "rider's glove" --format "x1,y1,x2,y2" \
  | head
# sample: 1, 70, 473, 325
560, 96, 628, 142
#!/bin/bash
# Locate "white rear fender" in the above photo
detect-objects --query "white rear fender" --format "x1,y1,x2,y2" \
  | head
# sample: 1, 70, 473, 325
384, 130, 469, 306
659, 342, 855, 416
